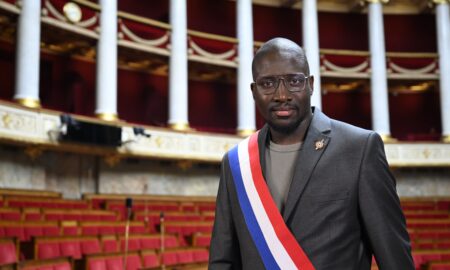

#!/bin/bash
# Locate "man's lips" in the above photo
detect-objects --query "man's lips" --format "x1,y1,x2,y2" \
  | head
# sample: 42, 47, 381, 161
271, 106, 296, 117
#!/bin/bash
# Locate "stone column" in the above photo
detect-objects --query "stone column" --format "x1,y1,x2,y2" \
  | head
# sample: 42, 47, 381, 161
302, 0, 322, 109
367, 0, 393, 141
168, 0, 189, 131
14, 0, 41, 108
434, 0, 450, 142
96, 0, 118, 121
237, 0, 256, 136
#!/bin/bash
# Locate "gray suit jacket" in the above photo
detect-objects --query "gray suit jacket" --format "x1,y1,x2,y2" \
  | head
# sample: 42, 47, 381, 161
209, 108, 414, 270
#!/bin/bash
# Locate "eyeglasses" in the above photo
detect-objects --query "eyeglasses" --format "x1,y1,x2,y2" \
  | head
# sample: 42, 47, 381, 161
253, 73, 311, 95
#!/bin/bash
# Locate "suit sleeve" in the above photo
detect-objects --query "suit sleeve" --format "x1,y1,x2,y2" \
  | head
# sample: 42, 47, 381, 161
358, 132, 415, 270
208, 155, 242, 269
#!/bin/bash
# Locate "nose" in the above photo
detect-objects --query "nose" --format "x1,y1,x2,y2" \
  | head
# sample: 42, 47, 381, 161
273, 78, 291, 102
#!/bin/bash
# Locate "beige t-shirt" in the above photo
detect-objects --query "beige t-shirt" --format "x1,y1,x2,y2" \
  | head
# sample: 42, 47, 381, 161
265, 141, 302, 212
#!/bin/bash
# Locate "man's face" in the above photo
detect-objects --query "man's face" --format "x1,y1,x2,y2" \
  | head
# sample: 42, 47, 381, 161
251, 51, 313, 134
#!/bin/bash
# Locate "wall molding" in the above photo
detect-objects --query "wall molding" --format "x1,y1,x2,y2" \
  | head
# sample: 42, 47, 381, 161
0, 102, 449, 166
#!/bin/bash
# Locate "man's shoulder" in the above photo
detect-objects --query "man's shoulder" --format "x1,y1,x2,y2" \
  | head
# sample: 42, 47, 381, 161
329, 118, 375, 140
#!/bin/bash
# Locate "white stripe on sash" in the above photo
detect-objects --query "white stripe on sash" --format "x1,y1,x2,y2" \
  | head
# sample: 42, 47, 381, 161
237, 137, 298, 270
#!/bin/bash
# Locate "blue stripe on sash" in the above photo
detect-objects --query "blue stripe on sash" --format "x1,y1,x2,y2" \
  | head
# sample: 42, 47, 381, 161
228, 146, 280, 270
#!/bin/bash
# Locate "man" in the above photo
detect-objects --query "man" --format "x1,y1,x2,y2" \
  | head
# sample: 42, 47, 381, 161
209, 38, 414, 270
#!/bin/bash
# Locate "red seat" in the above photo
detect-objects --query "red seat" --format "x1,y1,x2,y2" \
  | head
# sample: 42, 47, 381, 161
120, 238, 140, 252
0, 239, 17, 266
60, 221, 78, 236
81, 225, 99, 236
87, 258, 107, 270
37, 242, 61, 260
80, 238, 101, 255
161, 251, 178, 266
164, 235, 179, 248
193, 233, 211, 247
60, 241, 81, 259
0, 208, 21, 221
193, 248, 209, 262
101, 236, 118, 253
129, 224, 146, 234
24, 226, 44, 241
99, 225, 116, 235
176, 249, 194, 264
2, 224, 25, 241
105, 256, 123, 270
141, 251, 159, 268
125, 254, 141, 270
140, 236, 160, 249
24, 223, 60, 240
24, 209, 42, 221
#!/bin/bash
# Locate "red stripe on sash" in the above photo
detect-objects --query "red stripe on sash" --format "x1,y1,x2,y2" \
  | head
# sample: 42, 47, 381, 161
248, 133, 315, 270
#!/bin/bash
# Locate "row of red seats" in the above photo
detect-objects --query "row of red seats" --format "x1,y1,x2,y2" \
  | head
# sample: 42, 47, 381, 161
1, 233, 211, 266
134, 211, 215, 224
85, 248, 208, 270
413, 250, 450, 269
2, 248, 207, 270
106, 202, 215, 220
401, 200, 450, 211
427, 259, 450, 270
32, 234, 179, 260
0, 221, 150, 241
0, 220, 213, 245
408, 219, 450, 229
0, 208, 216, 224
0, 208, 118, 222
3, 197, 89, 210
404, 210, 450, 220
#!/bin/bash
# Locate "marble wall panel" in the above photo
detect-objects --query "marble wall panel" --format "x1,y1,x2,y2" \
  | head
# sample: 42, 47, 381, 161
0, 146, 97, 198
1, 144, 450, 199
98, 160, 220, 196
394, 168, 450, 197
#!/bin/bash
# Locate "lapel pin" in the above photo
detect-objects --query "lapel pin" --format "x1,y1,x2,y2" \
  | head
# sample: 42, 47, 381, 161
314, 139, 325, 150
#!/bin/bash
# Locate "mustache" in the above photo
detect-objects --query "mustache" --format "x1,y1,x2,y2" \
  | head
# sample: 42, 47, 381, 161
269, 103, 298, 111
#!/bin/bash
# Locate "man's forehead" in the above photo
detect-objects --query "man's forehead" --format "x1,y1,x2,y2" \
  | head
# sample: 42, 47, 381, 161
254, 52, 307, 75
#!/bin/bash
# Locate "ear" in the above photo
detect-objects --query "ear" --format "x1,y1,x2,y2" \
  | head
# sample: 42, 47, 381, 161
250, 83, 257, 100
308, 75, 314, 96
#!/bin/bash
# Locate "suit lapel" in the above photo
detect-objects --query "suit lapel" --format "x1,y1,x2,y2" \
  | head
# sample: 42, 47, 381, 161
282, 110, 331, 221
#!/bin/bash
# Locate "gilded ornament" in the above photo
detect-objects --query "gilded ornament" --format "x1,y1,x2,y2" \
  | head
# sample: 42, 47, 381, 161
2, 114, 12, 128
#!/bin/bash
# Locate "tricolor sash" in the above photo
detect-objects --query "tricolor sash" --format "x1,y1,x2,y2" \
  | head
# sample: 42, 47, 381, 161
228, 132, 315, 270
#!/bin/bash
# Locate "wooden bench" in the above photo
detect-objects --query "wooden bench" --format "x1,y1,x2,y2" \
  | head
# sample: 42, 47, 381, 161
16, 258, 72, 270
0, 188, 61, 199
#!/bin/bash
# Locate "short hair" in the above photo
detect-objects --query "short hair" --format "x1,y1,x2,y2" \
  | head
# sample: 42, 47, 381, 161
252, 37, 310, 79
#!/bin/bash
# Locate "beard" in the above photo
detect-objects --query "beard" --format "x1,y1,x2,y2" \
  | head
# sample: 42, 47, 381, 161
266, 116, 303, 135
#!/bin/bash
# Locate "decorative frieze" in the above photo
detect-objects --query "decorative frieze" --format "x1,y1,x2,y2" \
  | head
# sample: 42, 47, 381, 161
0, 103, 449, 166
